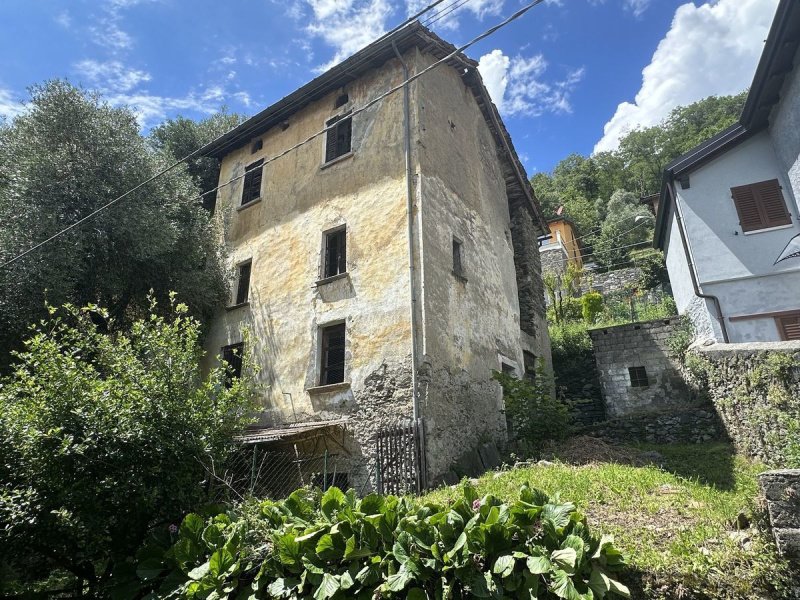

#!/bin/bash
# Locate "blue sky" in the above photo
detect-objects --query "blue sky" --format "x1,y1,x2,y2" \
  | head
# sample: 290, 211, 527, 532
0, 0, 778, 174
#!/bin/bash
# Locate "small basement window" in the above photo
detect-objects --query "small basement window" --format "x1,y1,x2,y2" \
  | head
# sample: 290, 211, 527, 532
320, 323, 346, 385
628, 366, 649, 388
452, 238, 464, 278
323, 227, 347, 279
234, 260, 251, 305
324, 114, 352, 163
776, 312, 800, 341
241, 159, 263, 206
221, 343, 244, 388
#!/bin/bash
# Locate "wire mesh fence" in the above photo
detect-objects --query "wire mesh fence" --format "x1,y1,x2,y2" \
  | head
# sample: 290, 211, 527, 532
207, 419, 424, 502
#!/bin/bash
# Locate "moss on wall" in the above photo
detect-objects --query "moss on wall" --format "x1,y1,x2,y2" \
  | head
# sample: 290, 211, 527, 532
687, 343, 800, 468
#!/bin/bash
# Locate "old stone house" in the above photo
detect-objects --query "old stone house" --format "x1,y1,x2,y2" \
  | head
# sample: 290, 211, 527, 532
198, 22, 551, 488
655, 0, 800, 343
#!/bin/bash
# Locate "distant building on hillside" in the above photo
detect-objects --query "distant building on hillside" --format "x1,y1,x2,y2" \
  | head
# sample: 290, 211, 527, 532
655, 0, 800, 343
198, 22, 551, 490
539, 214, 583, 275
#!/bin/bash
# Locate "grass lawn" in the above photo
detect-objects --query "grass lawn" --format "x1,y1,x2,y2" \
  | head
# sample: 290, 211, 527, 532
423, 441, 794, 600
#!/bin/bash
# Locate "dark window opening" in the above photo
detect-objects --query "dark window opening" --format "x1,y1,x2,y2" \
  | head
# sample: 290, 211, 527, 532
323, 228, 347, 278
241, 159, 263, 206
731, 179, 791, 232
334, 93, 349, 108
628, 366, 649, 388
501, 362, 516, 377
251, 138, 263, 153
235, 261, 251, 305
325, 115, 352, 163
523, 351, 538, 383
222, 343, 244, 388
320, 323, 346, 385
777, 312, 800, 341
452, 238, 464, 277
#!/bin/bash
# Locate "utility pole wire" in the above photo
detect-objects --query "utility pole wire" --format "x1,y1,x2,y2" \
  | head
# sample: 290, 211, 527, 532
0, 0, 456, 269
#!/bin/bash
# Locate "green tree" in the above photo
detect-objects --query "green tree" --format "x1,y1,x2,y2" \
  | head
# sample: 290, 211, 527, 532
149, 111, 245, 211
0, 298, 256, 596
543, 263, 583, 324
592, 190, 653, 269
0, 81, 229, 365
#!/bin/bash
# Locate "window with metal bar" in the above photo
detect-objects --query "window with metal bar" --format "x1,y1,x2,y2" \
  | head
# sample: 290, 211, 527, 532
320, 323, 346, 385
628, 366, 649, 388
323, 228, 347, 278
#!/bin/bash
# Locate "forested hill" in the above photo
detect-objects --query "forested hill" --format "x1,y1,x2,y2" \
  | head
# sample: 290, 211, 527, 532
531, 92, 747, 269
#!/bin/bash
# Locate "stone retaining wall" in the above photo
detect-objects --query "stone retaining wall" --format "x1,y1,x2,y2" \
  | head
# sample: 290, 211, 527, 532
582, 406, 723, 444
688, 341, 800, 467
580, 267, 640, 296
759, 469, 800, 563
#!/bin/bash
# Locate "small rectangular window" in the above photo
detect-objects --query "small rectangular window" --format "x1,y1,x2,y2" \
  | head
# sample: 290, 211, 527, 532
776, 312, 800, 341
325, 115, 352, 163
452, 238, 464, 278
241, 159, 263, 206
320, 323, 346, 385
628, 366, 649, 388
235, 261, 251, 305
221, 343, 244, 388
731, 179, 791, 232
251, 138, 263, 153
323, 228, 347, 279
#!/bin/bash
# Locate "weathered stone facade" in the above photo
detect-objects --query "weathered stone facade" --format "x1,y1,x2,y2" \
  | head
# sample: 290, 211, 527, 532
759, 470, 800, 563
201, 25, 551, 486
588, 318, 696, 417
687, 341, 800, 466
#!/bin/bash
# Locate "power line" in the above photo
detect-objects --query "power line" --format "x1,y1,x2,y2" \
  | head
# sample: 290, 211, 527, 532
0, 0, 455, 269
546, 239, 654, 265
142, 0, 550, 224
424, 0, 473, 26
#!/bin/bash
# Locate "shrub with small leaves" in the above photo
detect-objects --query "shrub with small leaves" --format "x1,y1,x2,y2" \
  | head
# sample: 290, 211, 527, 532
130, 482, 629, 599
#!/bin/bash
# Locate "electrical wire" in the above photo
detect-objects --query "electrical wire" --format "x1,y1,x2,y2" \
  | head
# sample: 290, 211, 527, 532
0, 0, 456, 269
423, 0, 473, 27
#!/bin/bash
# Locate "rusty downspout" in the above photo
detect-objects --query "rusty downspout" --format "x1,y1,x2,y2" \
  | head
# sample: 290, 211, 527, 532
391, 42, 421, 423
667, 178, 730, 343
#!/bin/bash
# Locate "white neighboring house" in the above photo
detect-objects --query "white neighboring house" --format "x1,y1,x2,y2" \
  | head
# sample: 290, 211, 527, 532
655, 0, 800, 343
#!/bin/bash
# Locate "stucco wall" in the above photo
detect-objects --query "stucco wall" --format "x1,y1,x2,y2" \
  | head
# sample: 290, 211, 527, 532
769, 45, 800, 214
667, 132, 800, 342
203, 55, 415, 472
414, 50, 531, 479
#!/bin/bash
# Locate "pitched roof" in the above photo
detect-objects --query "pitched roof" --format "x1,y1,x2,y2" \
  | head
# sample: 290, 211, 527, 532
654, 0, 800, 248
198, 21, 548, 233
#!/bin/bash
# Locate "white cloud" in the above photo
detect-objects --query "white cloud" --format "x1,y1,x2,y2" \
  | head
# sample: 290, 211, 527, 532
478, 49, 584, 117
305, 0, 394, 68
74, 59, 151, 92
0, 88, 26, 121
624, 0, 651, 17
594, 0, 778, 153
55, 10, 72, 28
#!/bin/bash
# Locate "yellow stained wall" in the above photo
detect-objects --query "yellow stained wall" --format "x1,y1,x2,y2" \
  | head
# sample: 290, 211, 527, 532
203, 56, 416, 446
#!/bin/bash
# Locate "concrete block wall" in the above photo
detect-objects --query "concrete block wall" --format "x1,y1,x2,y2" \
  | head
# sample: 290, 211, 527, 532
588, 318, 695, 417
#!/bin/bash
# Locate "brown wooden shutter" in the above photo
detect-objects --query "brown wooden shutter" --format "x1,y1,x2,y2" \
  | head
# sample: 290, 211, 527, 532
776, 312, 800, 341
325, 116, 340, 163
731, 179, 791, 232
755, 179, 792, 227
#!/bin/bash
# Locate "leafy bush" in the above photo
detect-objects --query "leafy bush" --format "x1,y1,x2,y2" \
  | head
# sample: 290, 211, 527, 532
130, 483, 629, 599
494, 365, 572, 452
666, 315, 695, 361
549, 322, 592, 356
580, 292, 604, 324
0, 298, 256, 596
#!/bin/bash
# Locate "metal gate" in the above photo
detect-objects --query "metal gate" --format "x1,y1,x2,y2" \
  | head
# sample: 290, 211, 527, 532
375, 418, 425, 495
